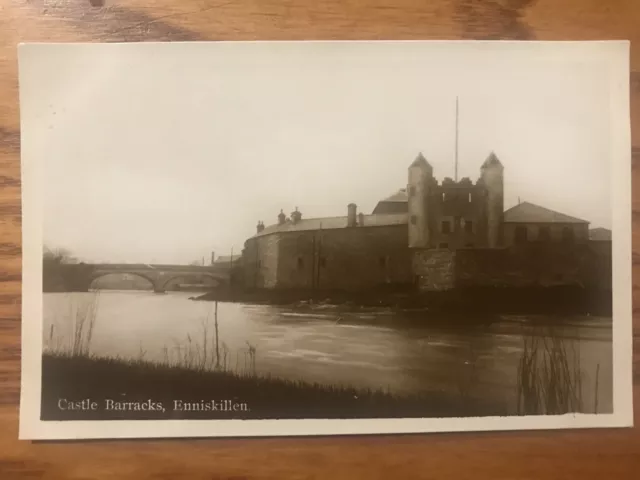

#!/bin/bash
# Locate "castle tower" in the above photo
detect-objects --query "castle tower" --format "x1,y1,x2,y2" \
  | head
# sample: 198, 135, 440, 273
480, 152, 504, 248
408, 152, 433, 248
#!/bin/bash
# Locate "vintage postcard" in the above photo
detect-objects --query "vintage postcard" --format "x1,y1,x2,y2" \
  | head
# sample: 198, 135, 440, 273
19, 41, 632, 440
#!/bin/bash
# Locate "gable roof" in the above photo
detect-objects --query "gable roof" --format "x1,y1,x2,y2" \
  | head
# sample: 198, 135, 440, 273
504, 202, 588, 224
252, 213, 408, 238
371, 189, 409, 214
378, 189, 408, 203
589, 227, 612, 241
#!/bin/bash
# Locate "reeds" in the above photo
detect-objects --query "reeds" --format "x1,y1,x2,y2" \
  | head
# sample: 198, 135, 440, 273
44, 292, 101, 356
71, 291, 100, 356
516, 326, 584, 415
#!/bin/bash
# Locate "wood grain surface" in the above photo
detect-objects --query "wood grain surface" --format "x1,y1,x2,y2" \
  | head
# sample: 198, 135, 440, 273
1, 0, 640, 478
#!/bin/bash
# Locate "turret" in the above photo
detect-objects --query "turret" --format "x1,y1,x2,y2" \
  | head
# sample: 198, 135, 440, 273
480, 152, 504, 247
408, 152, 433, 248
277, 209, 286, 225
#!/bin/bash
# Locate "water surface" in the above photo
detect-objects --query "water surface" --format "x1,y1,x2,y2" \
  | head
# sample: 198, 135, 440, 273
43, 290, 613, 414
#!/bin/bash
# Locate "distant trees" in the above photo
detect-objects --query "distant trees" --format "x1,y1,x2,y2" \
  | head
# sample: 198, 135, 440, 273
43, 246, 78, 266
43, 246, 88, 292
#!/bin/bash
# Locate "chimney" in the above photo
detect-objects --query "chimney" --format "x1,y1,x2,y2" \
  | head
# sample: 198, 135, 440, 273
347, 203, 357, 227
278, 209, 286, 225
256, 221, 265, 233
211, 251, 215, 265
291, 207, 302, 224
358, 212, 365, 226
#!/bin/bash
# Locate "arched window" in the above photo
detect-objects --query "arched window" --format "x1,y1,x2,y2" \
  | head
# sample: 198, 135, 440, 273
514, 226, 528, 244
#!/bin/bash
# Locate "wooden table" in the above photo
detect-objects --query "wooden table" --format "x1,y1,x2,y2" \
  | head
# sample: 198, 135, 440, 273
1, 1, 639, 478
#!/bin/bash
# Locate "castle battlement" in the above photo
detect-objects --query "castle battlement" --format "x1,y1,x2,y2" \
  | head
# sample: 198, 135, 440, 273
408, 152, 504, 250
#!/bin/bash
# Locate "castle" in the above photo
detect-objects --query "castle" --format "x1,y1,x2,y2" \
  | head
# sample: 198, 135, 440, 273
242, 152, 611, 293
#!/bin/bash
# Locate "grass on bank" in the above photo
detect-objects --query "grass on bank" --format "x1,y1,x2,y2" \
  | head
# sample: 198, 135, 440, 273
41, 352, 505, 420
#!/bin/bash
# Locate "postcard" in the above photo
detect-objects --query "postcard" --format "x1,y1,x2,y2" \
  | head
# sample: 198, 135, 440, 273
18, 40, 633, 440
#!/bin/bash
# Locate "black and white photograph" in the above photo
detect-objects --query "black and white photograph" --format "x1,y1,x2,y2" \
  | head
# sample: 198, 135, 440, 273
18, 40, 632, 440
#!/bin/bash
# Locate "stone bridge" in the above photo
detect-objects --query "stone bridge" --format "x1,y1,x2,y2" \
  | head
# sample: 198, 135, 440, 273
55, 263, 231, 293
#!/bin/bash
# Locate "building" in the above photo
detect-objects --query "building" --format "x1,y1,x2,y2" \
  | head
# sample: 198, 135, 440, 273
242, 152, 611, 292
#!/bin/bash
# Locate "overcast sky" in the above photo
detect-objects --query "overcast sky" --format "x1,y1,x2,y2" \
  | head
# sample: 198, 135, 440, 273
20, 41, 622, 264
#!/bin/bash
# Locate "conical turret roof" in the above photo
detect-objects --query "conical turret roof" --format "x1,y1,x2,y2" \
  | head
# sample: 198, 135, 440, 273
481, 151, 503, 168
410, 152, 432, 169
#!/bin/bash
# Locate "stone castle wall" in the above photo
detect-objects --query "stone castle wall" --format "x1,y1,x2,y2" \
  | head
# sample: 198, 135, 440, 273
411, 249, 456, 291
413, 241, 611, 291
242, 233, 280, 289
243, 225, 412, 291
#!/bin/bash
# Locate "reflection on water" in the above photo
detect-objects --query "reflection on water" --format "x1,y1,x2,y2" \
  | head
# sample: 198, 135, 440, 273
43, 291, 613, 414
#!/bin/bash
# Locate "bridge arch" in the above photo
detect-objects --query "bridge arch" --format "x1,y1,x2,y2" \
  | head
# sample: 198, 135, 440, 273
88, 271, 157, 291
157, 272, 228, 292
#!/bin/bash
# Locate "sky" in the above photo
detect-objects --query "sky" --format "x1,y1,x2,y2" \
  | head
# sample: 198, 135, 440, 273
20, 41, 623, 265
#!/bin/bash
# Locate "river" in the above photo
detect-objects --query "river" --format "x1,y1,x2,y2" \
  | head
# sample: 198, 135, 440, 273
43, 290, 613, 415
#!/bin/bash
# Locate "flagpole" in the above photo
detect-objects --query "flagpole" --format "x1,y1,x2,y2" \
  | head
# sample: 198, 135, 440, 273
455, 96, 459, 182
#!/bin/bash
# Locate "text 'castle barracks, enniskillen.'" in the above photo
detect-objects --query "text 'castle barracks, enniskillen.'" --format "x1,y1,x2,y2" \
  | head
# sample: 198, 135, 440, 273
241, 152, 612, 294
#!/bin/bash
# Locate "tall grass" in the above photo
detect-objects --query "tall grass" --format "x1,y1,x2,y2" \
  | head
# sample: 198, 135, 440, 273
45, 291, 101, 356
153, 301, 259, 377
516, 326, 584, 415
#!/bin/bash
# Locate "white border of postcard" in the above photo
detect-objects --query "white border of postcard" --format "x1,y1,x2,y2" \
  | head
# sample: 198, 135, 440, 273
19, 40, 633, 440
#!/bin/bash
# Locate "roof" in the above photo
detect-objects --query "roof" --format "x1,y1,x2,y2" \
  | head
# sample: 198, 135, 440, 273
372, 189, 409, 214
378, 189, 408, 203
372, 201, 408, 215
589, 227, 612, 241
481, 151, 503, 168
410, 152, 432, 169
504, 202, 588, 224
252, 213, 408, 238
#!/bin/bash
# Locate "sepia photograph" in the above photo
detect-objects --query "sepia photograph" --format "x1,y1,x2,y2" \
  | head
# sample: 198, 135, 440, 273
18, 40, 632, 440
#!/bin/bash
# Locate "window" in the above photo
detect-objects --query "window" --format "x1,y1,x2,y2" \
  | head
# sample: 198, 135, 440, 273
465, 243, 474, 248
378, 257, 387, 268
468, 192, 472, 202
514, 226, 528, 244
441, 221, 451, 234
441, 192, 445, 201
464, 220, 473, 234
409, 186, 416, 196
410, 215, 417, 225
562, 227, 574, 243
438, 243, 448, 249
319, 257, 327, 268
297, 257, 304, 269
538, 226, 551, 242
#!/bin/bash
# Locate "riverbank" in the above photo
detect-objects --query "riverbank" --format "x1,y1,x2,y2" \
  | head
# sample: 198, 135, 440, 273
192, 286, 612, 316
41, 353, 504, 421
